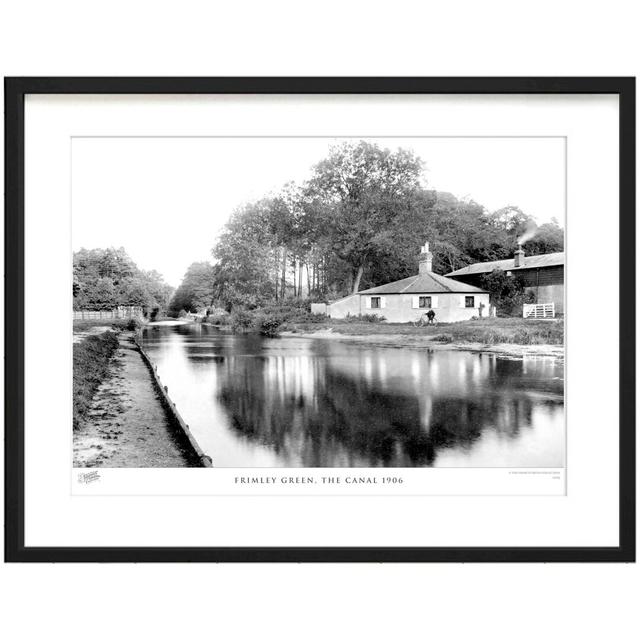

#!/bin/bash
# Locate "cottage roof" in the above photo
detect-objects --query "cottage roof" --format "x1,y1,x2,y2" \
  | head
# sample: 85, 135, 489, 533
446, 251, 565, 277
358, 271, 486, 295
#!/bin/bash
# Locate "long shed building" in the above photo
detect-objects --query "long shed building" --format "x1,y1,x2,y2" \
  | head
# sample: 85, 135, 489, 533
446, 248, 565, 313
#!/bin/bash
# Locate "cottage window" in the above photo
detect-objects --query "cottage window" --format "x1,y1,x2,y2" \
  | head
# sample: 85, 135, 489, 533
465, 296, 475, 308
418, 296, 432, 309
370, 297, 381, 309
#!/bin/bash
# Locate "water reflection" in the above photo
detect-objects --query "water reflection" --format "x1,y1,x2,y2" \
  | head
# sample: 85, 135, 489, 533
142, 324, 564, 468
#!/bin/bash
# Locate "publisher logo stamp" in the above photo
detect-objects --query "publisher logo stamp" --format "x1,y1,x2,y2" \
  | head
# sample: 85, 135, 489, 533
78, 470, 101, 484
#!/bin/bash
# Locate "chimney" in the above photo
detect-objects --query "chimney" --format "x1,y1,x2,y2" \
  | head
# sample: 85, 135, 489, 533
514, 245, 525, 268
419, 241, 433, 275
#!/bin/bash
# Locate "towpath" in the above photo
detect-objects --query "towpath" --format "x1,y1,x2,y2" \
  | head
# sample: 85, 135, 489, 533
73, 332, 201, 467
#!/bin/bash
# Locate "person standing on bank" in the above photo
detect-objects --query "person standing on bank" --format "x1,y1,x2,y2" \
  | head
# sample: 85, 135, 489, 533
426, 308, 436, 325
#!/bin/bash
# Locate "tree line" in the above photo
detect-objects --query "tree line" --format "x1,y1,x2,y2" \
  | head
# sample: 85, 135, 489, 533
170, 141, 563, 314
73, 247, 174, 316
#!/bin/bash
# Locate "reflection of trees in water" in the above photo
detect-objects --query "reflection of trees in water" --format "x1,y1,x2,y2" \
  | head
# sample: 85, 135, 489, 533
216, 353, 557, 467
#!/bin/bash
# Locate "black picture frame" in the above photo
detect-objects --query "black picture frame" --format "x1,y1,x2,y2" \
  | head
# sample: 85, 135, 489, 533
4, 77, 636, 563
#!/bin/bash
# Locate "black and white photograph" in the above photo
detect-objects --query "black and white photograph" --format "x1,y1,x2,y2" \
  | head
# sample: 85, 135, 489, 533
4, 74, 634, 572
72, 136, 565, 470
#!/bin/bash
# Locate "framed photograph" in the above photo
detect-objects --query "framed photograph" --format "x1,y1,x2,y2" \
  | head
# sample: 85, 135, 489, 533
4, 77, 635, 562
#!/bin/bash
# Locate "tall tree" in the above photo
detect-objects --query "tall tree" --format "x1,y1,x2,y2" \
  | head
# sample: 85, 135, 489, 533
169, 262, 216, 313
308, 141, 424, 293
211, 200, 279, 309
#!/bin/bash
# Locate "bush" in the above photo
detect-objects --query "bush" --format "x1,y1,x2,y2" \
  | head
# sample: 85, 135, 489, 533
257, 314, 286, 337
201, 307, 230, 326
241, 300, 329, 330
224, 301, 388, 335
480, 268, 529, 317
230, 308, 255, 332
224, 301, 335, 335
253, 308, 293, 336
258, 300, 313, 323
209, 307, 229, 318
178, 309, 188, 318
344, 313, 385, 323
126, 317, 143, 331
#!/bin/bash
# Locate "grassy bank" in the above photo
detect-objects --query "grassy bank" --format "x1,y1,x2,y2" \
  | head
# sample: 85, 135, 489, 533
287, 317, 564, 345
205, 300, 564, 346
73, 331, 120, 430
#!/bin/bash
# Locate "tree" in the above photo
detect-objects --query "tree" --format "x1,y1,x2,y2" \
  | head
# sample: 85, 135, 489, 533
89, 277, 117, 310
73, 247, 174, 314
523, 219, 564, 255
211, 200, 281, 309
138, 270, 174, 313
487, 207, 564, 256
480, 268, 533, 316
487, 206, 531, 239
308, 141, 424, 293
261, 187, 301, 301
425, 192, 510, 271
169, 262, 216, 314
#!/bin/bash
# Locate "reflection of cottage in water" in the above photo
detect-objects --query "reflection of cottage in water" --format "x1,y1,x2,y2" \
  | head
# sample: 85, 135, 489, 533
322, 242, 490, 323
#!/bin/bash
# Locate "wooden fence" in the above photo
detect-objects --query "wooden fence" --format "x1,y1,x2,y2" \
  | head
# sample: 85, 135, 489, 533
73, 306, 144, 320
523, 303, 555, 319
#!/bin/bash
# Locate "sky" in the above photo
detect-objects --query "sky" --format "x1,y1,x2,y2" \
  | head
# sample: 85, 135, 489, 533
72, 137, 565, 287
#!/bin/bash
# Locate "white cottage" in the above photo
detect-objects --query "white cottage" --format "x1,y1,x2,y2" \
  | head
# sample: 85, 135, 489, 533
326, 242, 490, 323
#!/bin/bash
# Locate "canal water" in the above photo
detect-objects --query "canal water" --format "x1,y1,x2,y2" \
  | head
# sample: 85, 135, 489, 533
141, 323, 565, 468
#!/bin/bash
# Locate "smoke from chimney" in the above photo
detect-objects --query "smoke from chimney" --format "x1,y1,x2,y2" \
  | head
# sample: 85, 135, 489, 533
517, 219, 538, 246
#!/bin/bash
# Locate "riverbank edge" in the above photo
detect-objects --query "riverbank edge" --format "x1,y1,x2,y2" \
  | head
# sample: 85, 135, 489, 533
131, 332, 213, 467
279, 329, 565, 359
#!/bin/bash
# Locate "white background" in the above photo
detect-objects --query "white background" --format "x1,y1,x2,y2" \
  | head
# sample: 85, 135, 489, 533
1, 1, 638, 639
